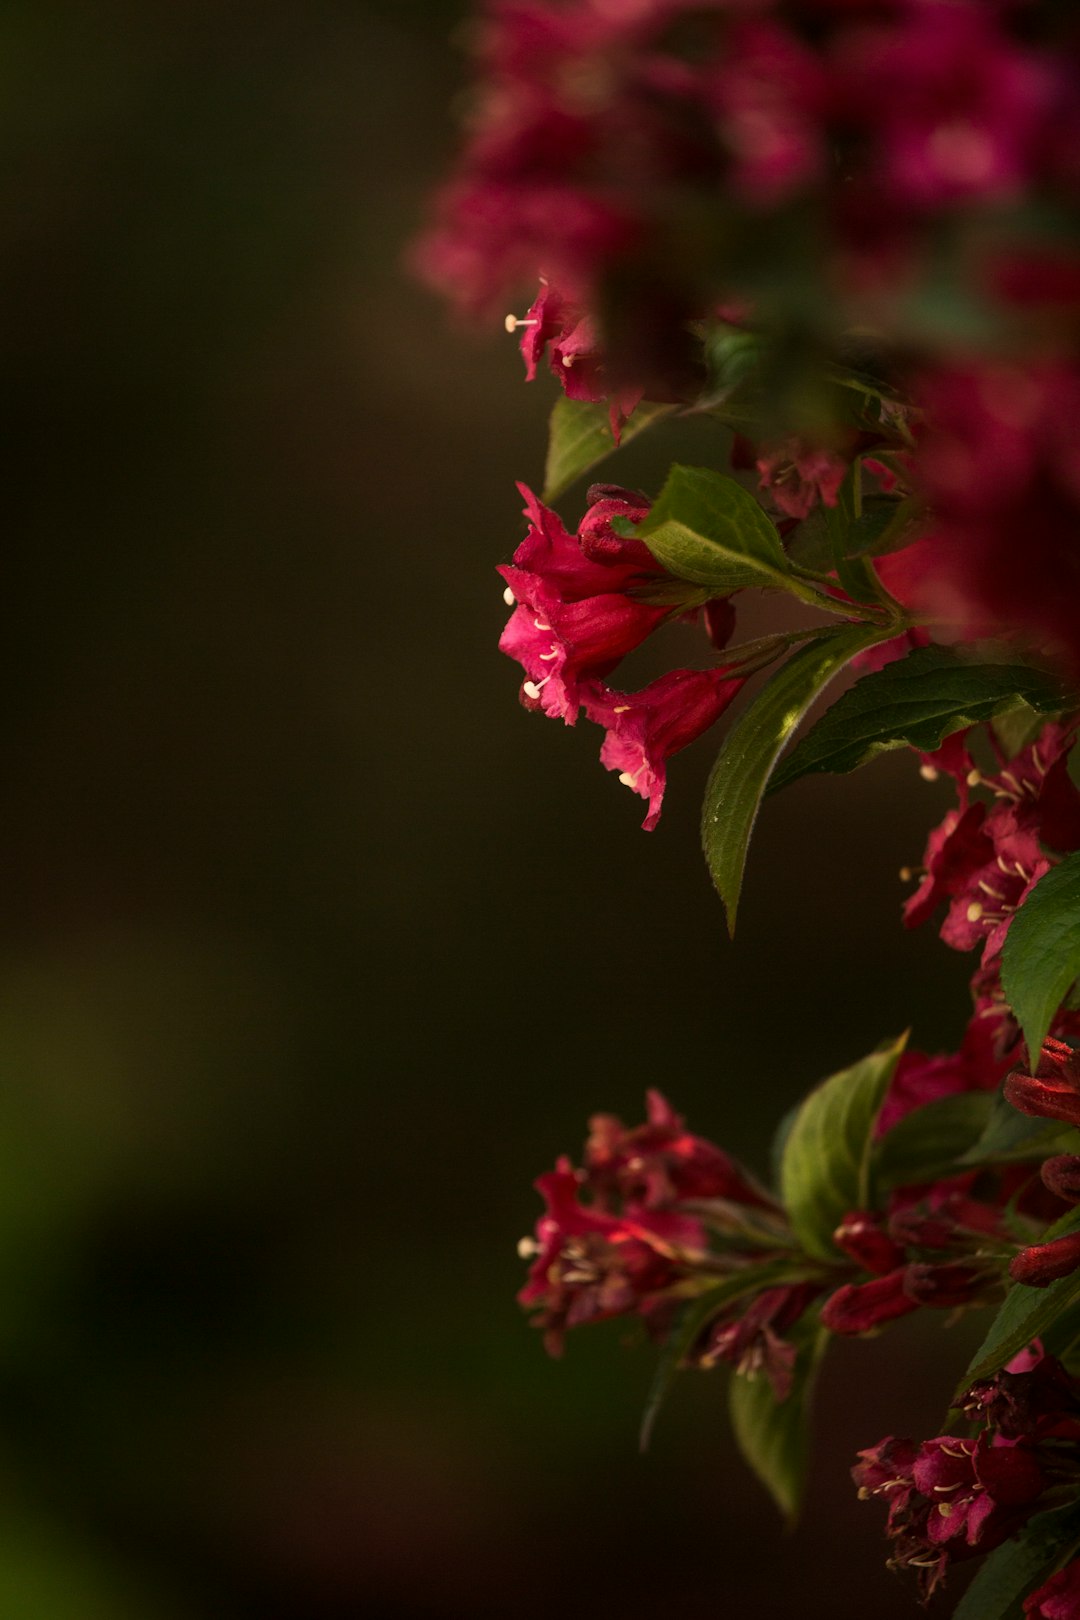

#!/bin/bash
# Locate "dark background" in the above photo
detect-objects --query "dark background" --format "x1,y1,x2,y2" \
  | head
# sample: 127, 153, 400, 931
3, 3, 981, 1615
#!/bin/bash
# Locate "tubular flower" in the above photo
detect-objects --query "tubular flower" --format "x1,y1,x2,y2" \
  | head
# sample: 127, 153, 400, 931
699, 1283, 824, 1401
507, 280, 643, 437
517, 1157, 708, 1356
582, 666, 746, 829
497, 483, 671, 722
902, 721, 1080, 962
584, 1087, 779, 1215
1025, 1559, 1080, 1618
854, 1429, 1048, 1600
1005, 1040, 1080, 1131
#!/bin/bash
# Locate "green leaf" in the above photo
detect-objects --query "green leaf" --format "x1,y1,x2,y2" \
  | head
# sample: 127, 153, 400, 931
780, 1035, 908, 1262
638, 464, 793, 594
702, 625, 890, 930
959, 1094, 1078, 1169
542, 397, 674, 503
639, 1261, 805, 1454
953, 1502, 1080, 1620
728, 1317, 828, 1526
874, 1092, 996, 1191
1002, 854, 1080, 1066
992, 699, 1053, 760
959, 1206, 1080, 1390
769, 645, 1074, 794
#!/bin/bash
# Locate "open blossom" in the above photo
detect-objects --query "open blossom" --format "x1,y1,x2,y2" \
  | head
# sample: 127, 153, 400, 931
699, 1283, 822, 1401
518, 1157, 707, 1356
583, 666, 746, 829
507, 280, 644, 437
755, 437, 849, 520
585, 1087, 779, 1214
1025, 1559, 1080, 1618
855, 1423, 1050, 1599
498, 483, 671, 722
902, 722, 1080, 961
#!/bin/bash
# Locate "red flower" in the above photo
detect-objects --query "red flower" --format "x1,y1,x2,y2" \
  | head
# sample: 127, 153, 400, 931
518, 1157, 706, 1356
584, 1087, 779, 1214
508, 280, 644, 438
855, 1429, 1047, 1599
1005, 1040, 1080, 1131
582, 666, 746, 829
497, 484, 670, 722
700, 1283, 822, 1401
1025, 1558, 1080, 1619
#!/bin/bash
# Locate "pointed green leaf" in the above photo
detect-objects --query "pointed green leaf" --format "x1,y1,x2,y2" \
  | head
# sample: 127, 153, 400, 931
638, 464, 793, 594
542, 397, 674, 503
728, 1317, 828, 1526
958, 1206, 1080, 1391
780, 1035, 907, 1262
874, 1092, 996, 1191
959, 1094, 1078, 1169
639, 1260, 807, 1454
953, 1502, 1080, 1620
1002, 854, 1080, 1067
702, 625, 888, 929
769, 646, 1074, 794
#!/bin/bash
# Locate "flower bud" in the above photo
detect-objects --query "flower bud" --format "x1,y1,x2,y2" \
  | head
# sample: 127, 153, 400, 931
1040, 1154, 1080, 1204
1010, 1230, 1080, 1287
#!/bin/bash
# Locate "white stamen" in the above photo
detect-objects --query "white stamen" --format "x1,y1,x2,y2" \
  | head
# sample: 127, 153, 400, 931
522, 677, 550, 701
539, 648, 559, 662
504, 314, 540, 333
561, 353, 575, 368
967, 768, 982, 787
919, 763, 939, 782
966, 901, 984, 923
517, 1236, 539, 1258
613, 705, 631, 714
503, 586, 515, 606
533, 617, 552, 631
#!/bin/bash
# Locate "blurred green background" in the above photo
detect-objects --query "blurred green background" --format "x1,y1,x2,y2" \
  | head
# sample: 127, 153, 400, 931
2, 3, 984, 1615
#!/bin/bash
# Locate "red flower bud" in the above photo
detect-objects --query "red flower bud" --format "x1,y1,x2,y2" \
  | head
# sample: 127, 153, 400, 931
833, 1211, 905, 1276
1040, 1155, 1080, 1204
902, 1259, 1000, 1309
1004, 1040, 1080, 1129
821, 1270, 919, 1335
1010, 1229, 1080, 1287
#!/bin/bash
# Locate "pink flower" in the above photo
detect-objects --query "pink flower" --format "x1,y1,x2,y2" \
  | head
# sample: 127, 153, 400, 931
584, 1087, 779, 1214
839, 5, 1055, 207
518, 1156, 706, 1356
508, 280, 644, 438
902, 723, 1080, 963
707, 18, 827, 203
855, 1427, 1048, 1600
497, 484, 670, 723
755, 437, 849, 520
700, 1282, 823, 1401
1025, 1558, 1080, 1619
583, 666, 746, 829
912, 364, 1080, 670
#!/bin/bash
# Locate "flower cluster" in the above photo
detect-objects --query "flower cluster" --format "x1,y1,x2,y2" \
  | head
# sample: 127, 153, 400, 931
498, 482, 747, 826
424, 3, 1080, 1613
519, 1070, 1056, 1378
903, 722, 1080, 963
418, 0, 1080, 346
855, 1349, 1080, 1600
